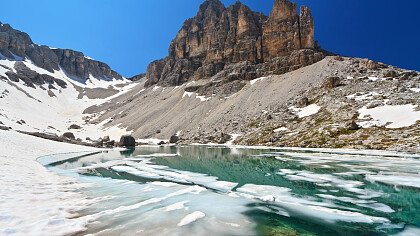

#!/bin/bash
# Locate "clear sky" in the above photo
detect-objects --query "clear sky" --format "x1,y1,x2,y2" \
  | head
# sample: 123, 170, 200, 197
1, 0, 419, 77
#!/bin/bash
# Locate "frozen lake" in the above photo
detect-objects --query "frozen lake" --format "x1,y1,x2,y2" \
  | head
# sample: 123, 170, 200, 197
39, 146, 420, 235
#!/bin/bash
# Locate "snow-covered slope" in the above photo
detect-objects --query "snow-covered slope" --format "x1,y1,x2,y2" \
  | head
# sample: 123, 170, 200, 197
0, 57, 137, 141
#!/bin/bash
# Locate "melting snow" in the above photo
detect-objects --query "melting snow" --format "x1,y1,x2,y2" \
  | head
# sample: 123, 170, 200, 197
250, 76, 268, 85
274, 127, 289, 132
409, 87, 420, 93
182, 91, 194, 98
358, 104, 420, 128
289, 104, 321, 118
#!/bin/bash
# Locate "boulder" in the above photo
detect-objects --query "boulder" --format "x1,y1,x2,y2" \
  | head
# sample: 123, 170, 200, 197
347, 121, 361, 131
297, 97, 310, 107
169, 135, 180, 144
158, 141, 166, 145
62, 132, 75, 140
68, 124, 82, 130
383, 70, 398, 78
119, 135, 136, 147
0, 125, 10, 131
323, 77, 341, 89
366, 101, 383, 109
102, 136, 110, 142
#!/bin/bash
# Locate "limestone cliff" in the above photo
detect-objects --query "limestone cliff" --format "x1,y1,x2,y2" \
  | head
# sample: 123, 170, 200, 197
144, 0, 323, 90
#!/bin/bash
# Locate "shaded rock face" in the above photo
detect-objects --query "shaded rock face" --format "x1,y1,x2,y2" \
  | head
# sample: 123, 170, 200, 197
6, 62, 67, 89
144, 0, 323, 89
0, 22, 122, 84
53, 49, 122, 80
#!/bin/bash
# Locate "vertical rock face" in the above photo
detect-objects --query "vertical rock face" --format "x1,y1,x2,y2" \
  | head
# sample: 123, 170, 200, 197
143, 0, 321, 88
0, 22, 123, 82
299, 6, 315, 49
262, 0, 301, 59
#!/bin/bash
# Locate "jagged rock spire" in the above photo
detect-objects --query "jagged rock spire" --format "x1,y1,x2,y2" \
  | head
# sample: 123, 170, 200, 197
269, 0, 298, 20
145, 0, 320, 87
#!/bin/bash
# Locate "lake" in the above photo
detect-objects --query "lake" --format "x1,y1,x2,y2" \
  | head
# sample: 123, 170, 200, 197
39, 145, 420, 235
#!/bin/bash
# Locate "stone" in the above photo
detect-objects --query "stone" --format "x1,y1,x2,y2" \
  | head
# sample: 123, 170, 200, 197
68, 124, 82, 130
347, 121, 361, 131
297, 97, 310, 107
119, 135, 136, 147
62, 132, 76, 140
158, 141, 166, 145
169, 135, 180, 144
102, 136, 110, 142
0, 125, 10, 131
383, 70, 398, 78
323, 77, 341, 89
366, 101, 383, 109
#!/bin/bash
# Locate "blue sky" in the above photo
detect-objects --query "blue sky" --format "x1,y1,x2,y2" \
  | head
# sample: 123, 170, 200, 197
1, 0, 419, 77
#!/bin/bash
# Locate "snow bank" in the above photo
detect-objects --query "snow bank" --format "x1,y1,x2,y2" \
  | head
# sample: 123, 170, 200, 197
0, 131, 98, 236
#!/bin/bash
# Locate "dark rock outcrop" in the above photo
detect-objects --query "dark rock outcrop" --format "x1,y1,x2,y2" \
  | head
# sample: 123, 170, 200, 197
68, 124, 82, 130
169, 135, 180, 144
141, 0, 324, 92
119, 135, 136, 147
62, 132, 76, 140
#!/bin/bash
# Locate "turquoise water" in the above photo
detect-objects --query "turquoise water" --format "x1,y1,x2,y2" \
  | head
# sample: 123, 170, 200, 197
40, 146, 420, 235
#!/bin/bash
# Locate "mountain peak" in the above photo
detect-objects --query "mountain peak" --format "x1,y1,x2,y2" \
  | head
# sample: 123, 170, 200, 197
143, 0, 321, 90
269, 0, 298, 20
197, 0, 225, 19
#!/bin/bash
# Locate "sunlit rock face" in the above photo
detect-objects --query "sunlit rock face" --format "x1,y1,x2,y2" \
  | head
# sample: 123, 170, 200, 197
144, 0, 322, 88
0, 22, 122, 82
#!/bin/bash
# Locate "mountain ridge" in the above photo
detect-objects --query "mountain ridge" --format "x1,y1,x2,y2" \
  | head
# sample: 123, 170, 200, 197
0, 22, 123, 83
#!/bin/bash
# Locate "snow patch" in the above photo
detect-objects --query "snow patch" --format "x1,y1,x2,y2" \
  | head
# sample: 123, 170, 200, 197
346, 92, 379, 101
358, 104, 420, 128
409, 87, 420, 93
289, 104, 321, 118
182, 91, 194, 98
250, 76, 268, 85
274, 127, 289, 132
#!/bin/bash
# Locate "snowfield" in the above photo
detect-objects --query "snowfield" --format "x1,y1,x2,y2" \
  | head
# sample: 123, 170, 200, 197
0, 131, 97, 236
0, 58, 136, 141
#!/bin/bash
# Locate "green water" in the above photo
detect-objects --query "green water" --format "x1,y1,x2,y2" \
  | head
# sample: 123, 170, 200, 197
42, 146, 420, 236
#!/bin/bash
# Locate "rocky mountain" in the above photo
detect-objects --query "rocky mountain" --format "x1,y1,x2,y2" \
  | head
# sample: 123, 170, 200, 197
0, 22, 134, 143
0, 22, 123, 87
143, 0, 325, 95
